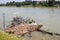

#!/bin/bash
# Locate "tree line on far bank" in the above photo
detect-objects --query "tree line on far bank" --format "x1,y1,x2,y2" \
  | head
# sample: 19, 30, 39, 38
0, 0, 60, 7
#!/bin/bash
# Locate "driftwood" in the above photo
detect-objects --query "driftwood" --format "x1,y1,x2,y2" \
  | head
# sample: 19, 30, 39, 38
5, 24, 43, 36
37, 29, 60, 36
37, 30, 53, 35
54, 33, 60, 36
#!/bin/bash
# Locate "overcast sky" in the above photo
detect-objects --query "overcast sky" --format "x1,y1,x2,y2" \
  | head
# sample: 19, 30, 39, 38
0, 0, 60, 3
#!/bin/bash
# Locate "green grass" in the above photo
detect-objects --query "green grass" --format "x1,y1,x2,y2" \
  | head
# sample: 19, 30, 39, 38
0, 30, 23, 40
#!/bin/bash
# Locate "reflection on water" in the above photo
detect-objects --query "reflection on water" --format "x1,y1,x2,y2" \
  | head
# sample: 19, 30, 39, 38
0, 7, 60, 33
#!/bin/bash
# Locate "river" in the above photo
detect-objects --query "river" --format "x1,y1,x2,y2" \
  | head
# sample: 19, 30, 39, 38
0, 7, 60, 33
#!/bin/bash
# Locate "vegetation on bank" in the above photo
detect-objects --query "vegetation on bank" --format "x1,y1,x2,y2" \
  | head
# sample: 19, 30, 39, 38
0, 0, 60, 7
0, 30, 23, 40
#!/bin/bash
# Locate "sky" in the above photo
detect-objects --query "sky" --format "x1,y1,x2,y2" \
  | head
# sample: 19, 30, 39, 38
0, 0, 60, 3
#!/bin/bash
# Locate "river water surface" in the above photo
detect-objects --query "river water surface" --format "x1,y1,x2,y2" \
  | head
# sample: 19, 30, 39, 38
0, 7, 60, 33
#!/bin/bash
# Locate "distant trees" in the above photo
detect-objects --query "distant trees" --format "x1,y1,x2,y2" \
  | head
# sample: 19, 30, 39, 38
48, 0, 55, 7
41, 1, 48, 6
55, 1, 60, 5
32, 1, 37, 7
6, 1, 32, 7
0, 4, 5, 6
23, 2, 32, 5
6, 1, 22, 7
15, 2, 21, 7
0, 0, 60, 7
6, 1, 16, 6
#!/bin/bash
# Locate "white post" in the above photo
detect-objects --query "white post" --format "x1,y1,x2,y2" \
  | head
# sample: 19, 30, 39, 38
3, 13, 5, 31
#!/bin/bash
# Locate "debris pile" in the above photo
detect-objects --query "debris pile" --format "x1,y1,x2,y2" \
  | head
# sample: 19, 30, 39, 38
5, 16, 60, 38
5, 24, 42, 36
5, 16, 43, 37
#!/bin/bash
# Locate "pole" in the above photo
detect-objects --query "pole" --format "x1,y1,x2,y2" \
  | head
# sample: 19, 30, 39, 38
3, 13, 5, 31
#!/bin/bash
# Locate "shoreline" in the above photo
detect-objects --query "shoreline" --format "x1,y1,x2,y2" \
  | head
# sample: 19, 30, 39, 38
0, 6, 60, 8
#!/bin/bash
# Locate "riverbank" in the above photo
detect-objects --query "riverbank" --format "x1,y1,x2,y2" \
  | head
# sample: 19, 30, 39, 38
0, 6, 60, 8
23, 31, 60, 40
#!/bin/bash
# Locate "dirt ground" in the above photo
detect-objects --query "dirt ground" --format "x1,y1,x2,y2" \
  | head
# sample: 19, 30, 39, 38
22, 31, 60, 40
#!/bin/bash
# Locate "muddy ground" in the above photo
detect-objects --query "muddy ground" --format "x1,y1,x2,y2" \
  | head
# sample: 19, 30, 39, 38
22, 31, 60, 40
